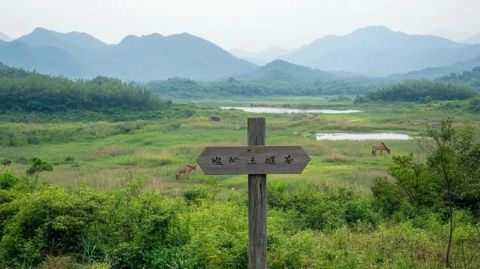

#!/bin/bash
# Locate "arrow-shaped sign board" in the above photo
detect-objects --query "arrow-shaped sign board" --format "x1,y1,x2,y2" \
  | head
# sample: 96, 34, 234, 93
197, 146, 310, 175
197, 118, 310, 269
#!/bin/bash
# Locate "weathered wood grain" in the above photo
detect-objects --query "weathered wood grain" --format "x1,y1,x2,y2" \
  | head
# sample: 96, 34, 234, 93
248, 117, 267, 269
196, 117, 310, 269
196, 146, 310, 175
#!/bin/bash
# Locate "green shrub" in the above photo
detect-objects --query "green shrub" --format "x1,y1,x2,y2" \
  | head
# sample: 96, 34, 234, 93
0, 172, 19, 190
268, 182, 381, 230
183, 189, 207, 204
371, 177, 410, 215
470, 97, 480, 112
0, 187, 104, 267
1, 158, 12, 166
26, 157, 53, 178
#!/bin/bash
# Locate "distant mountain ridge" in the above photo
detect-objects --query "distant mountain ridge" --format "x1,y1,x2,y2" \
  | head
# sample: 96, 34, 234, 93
2, 26, 480, 80
397, 55, 480, 80
464, 33, 480, 44
0, 28, 256, 81
238, 59, 334, 82
0, 32, 11, 41
281, 26, 480, 76
230, 47, 292, 65
17, 27, 108, 52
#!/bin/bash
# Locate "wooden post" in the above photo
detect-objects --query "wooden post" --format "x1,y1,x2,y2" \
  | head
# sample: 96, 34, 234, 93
197, 117, 309, 268
248, 117, 267, 269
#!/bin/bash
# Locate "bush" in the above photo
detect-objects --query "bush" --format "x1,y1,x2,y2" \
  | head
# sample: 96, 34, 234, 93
268, 183, 381, 230
0, 184, 186, 268
1, 158, 12, 166
26, 157, 53, 178
183, 189, 207, 204
0, 172, 19, 190
0, 187, 104, 266
470, 97, 480, 112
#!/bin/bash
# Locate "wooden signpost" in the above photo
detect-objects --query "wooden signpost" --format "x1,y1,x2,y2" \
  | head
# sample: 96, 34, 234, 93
197, 117, 310, 269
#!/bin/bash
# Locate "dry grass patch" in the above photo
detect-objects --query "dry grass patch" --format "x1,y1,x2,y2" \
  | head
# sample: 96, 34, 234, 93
322, 151, 355, 163
93, 146, 127, 158
112, 150, 174, 167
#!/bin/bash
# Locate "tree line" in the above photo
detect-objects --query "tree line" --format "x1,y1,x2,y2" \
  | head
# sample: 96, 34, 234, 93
365, 80, 478, 102
0, 63, 167, 113
146, 77, 378, 98
438, 66, 480, 90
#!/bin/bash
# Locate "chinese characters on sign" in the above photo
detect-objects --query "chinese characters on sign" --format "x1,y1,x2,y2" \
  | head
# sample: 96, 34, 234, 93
197, 146, 310, 175
211, 155, 293, 165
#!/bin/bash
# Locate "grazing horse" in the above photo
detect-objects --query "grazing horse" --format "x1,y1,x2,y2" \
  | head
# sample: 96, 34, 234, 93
176, 165, 197, 180
372, 142, 391, 156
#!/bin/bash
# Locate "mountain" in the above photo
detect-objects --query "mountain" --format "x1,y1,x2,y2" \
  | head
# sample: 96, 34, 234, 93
281, 26, 480, 76
238, 59, 334, 82
230, 47, 291, 65
399, 55, 480, 79
99, 33, 256, 80
0, 40, 94, 78
17, 27, 107, 52
464, 33, 480, 44
0, 32, 11, 41
430, 28, 470, 42
0, 28, 256, 81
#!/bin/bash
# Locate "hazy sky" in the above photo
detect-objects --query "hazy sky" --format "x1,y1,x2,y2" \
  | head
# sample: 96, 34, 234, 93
1, 0, 479, 51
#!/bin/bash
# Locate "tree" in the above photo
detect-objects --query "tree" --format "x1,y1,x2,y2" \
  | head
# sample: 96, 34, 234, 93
427, 119, 480, 267
372, 118, 480, 267
26, 157, 53, 181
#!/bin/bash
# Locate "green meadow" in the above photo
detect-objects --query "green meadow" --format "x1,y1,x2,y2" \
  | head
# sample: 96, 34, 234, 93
2, 98, 478, 192
1, 97, 479, 268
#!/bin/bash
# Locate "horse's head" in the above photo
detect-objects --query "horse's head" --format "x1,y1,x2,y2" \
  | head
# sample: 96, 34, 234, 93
381, 142, 391, 153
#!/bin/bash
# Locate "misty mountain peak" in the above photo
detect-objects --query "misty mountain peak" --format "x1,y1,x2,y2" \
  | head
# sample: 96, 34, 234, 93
0, 32, 11, 41
353, 25, 394, 34
18, 27, 107, 51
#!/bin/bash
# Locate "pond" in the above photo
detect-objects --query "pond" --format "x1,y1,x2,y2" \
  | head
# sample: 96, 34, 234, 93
220, 106, 361, 114
315, 132, 413, 141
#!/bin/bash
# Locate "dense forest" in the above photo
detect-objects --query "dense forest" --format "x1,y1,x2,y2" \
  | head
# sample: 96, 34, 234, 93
0, 64, 168, 113
365, 80, 478, 102
438, 66, 480, 90
147, 77, 379, 98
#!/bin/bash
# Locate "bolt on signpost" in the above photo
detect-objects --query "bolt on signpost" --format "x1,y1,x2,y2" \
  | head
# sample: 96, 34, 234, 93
197, 117, 310, 269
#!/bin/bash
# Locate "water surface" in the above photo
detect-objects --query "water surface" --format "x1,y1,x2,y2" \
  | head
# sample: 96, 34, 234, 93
316, 132, 412, 141
221, 106, 361, 114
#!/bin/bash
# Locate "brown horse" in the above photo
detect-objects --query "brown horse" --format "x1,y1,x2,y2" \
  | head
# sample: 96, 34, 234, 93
372, 142, 391, 156
176, 164, 197, 180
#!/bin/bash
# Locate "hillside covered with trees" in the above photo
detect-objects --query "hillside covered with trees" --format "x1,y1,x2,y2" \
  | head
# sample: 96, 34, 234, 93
438, 66, 480, 90
0, 63, 169, 113
147, 77, 378, 98
365, 80, 478, 102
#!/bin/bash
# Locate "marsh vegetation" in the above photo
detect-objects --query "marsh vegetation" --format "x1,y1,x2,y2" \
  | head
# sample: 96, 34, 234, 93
0, 64, 479, 268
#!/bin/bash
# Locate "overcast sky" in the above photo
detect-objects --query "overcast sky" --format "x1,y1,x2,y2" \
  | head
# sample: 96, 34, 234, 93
1, 0, 479, 51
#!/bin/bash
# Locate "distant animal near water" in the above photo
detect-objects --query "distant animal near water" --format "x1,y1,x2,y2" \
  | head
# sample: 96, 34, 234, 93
372, 142, 390, 156
176, 164, 197, 180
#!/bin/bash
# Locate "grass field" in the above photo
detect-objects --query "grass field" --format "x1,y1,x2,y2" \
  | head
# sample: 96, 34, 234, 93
1, 97, 478, 193
1, 97, 479, 268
